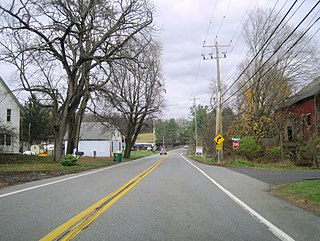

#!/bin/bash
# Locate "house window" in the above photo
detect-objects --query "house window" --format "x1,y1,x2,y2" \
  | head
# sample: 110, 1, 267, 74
5, 134, 11, 146
0, 134, 4, 145
7, 109, 11, 122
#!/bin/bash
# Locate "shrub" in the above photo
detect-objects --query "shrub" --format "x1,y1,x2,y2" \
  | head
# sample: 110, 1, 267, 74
266, 146, 283, 160
236, 136, 261, 160
296, 137, 320, 167
60, 154, 78, 166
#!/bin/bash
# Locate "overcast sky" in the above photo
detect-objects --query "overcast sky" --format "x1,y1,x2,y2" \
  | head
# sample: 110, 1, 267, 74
1, 0, 319, 120
153, 0, 320, 120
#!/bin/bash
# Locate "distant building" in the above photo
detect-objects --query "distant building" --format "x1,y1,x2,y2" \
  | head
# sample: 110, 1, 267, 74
281, 77, 320, 141
135, 133, 155, 150
65, 122, 123, 157
0, 77, 21, 153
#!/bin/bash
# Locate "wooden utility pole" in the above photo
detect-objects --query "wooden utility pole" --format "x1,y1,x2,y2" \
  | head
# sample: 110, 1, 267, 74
190, 97, 200, 153
203, 39, 230, 162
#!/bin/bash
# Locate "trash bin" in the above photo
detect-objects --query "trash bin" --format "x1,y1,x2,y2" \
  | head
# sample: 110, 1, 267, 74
113, 152, 122, 162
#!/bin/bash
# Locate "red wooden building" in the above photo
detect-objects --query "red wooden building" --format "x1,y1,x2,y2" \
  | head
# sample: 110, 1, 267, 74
282, 77, 320, 142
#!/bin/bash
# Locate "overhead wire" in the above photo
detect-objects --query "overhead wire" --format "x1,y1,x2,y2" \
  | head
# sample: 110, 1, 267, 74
221, 0, 285, 79
204, 0, 260, 110
222, 3, 320, 106
220, 0, 301, 100
220, 0, 260, 74
192, 0, 219, 100
224, 17, 320, 107
215, 0, 232, 38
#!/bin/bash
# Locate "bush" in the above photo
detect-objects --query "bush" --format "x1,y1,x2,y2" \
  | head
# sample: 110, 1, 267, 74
296, 137, 320, 167
266, 146, 283, 160
236, 136, 261, 160
60, 154, 78, 166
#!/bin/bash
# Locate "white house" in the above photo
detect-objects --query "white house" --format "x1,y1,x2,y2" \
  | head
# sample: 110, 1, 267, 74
0, 77, 21, 153
65, 122, 123, 157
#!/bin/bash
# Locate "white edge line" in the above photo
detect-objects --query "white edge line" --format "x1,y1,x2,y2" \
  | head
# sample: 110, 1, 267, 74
0, 156, 152, 198
180, 154, 295, 241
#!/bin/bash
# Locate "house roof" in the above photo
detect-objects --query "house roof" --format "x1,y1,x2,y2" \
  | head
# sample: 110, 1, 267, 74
136, 133, 154, 144
0, 76, 21, 108
79, 122, 111, 140
282, 76, 320, 107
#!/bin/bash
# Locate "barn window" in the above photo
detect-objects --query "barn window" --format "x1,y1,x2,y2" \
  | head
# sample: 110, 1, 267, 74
306, 114, 311, 126
287, 126, 293, 142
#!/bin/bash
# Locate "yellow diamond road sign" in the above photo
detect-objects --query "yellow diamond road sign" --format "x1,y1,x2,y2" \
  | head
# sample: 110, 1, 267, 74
214, 134, 225, 145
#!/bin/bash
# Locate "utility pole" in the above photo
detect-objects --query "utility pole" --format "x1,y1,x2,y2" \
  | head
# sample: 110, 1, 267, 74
190, 97, 200, 154
203, 39, 230, 162
153, 118, 156, 147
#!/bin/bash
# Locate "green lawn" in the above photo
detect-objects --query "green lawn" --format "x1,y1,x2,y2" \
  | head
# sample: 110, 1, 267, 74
128, 150, 158, 160
0, 157, 115, 172
275, 180, 320, 205
0, 151, 158, 173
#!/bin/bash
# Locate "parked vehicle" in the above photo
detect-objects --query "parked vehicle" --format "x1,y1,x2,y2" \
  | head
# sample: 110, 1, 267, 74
23, 150, 36, 155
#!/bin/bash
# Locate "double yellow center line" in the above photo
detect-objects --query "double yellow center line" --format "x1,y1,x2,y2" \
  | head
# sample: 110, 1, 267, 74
40, 156, 167, 241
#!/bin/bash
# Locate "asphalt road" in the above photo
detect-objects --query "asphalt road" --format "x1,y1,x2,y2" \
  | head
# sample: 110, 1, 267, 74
0, 149, 319, 241
228, 167, 320, 185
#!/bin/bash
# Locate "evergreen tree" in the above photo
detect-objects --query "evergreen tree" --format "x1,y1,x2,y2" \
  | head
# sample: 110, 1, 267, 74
22, 98, 54, 145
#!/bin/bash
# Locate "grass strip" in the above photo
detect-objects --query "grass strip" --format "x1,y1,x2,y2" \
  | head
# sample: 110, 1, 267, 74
271, 180, 320, 215
188, 155, 319, 171
275, 180, 320, 204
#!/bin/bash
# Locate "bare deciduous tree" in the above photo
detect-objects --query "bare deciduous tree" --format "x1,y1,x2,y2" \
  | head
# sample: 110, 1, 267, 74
239, 8, 320, 118
95, 40, 165, 158
0, 0, 154, 160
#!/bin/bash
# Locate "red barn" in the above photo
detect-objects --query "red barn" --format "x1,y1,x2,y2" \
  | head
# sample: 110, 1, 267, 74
282, 77, 320, 142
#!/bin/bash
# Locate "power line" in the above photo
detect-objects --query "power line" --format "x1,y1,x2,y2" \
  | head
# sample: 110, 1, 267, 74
194, 0, 220, 98
221, 0, 301, 100
202, 0, 219, 46
223, 12, 320, 106
221, 0, 286, 77
215, 0, 231, 38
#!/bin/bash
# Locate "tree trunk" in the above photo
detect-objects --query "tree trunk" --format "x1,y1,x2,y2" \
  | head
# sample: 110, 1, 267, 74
123, 137, 133, 159
66, 94, 89, 154
66, 114, 76, 155
53, 123, 67, 161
